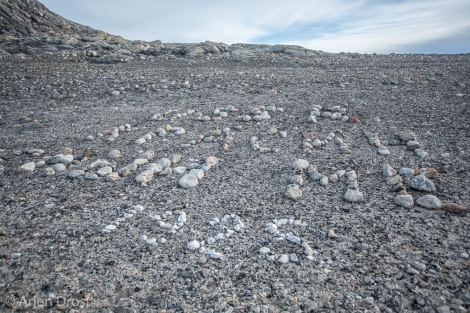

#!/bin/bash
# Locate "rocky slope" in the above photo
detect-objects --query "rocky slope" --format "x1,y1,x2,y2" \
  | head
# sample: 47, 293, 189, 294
0, 0, 327, 63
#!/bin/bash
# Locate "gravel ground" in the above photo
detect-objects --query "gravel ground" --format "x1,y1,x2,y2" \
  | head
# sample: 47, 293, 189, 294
0, 53, 469, 312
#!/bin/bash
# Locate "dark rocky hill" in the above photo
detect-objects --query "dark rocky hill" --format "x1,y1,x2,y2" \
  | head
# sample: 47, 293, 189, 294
0, 0, 104, 38
0, 0, 327, 62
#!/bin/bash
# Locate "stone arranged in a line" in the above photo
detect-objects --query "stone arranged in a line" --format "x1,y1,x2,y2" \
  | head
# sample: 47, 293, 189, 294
16, 145, 220, 189
304, 105, 354, 154
142, 210, 188, 244
397, 130, 428, 159
102, 204, 145, 233
178, 156, 219, 188
285, 159, 363, 202
262, 218, 317, 264
302, 130, 352, 154
17, 147, 73, 175
101, 124, 132, 142
364, 131, 390, 155
383, 163, 442, 210
136, 124, 186, 145
186, 213, 245, 260
239, 105, 283, 122
308, 105, 349, 124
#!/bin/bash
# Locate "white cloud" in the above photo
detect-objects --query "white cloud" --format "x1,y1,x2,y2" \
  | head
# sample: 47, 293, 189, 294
39, 0, 470, 53
282, 0, 470, 52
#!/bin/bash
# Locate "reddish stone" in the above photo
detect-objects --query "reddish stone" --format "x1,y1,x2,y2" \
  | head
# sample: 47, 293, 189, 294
304, 132, 315, 140
348, 117, 359, 124
441, 203, 468, 214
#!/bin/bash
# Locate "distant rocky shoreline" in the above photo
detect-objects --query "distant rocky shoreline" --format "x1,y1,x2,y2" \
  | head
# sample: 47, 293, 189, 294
0, 0, 334, 63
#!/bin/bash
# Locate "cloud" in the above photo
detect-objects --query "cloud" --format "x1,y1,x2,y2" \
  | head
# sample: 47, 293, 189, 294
256, 0, 470, 53
39, 0, 470, 53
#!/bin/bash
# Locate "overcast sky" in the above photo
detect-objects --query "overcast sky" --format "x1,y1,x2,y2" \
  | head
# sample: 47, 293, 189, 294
38, 0, 470, 54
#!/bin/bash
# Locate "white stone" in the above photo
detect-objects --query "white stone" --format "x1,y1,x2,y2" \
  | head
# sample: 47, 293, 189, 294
278, 254, 289, 264
336, 170, 346, 177
135, 138, 146, 144
260, 111, 271, 120
97, 166, 113, 176
334, 137, 343, 145
386, 175, 403, 185
308, 115, 317, 123
410, 175, 436, 192
285, 184, 302, 200
142, 133, 153, 141
287, 235, 301, 244
189, 169, 204, 180
394, 194, 414, 208
320, 176, 329, 186
60, 154, 74, 165
415, 149, 428, 158
416, 195, 442, 209
53, 163, 66, 172
135, 170, 154, 183
383, 164, 397, 177
345, 170, 357, 179
170, 154, 182, 164
84, 172, 98, 180
399, 167, 414, 179
104, 224, 116, 231
68, 170, 85, 178
18, 162, 35, 174
344, 188, 364, 202
290, 254, 300, 263
43, 167, 55, 176
173, 166, 187, 174
157, 128, 166, 136
35, 160, 45, 168
26, 149, 46, 155
187, 240, 200, 251
134, 158, 149, 166
178, 212, 187, 224
179, 174, 199, 188
157, 158, 172, 168
108, 150, 121, 159
210, 251, 223, 259
145, 163, 163, 173
134, 205, 144, 212
312, 139, 322, 147
331, 112, 342, 119
329, 173, 339, 183
146, 238, 157, 245
206, 156, 219, 166
265, 223, 278, 233
293, 159, 309, 170
139, 150, 155, 160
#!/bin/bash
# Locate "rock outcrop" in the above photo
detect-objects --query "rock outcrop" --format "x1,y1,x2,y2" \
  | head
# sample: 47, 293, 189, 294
0, 0, 329, 62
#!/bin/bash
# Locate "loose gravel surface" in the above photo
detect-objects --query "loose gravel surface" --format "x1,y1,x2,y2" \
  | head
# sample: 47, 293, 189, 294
1, 53, 469, 312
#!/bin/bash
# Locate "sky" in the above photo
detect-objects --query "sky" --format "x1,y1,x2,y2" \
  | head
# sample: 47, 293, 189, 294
38, 0, 470, 54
